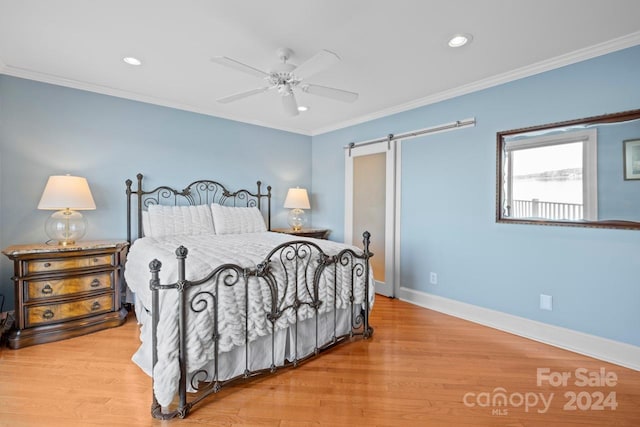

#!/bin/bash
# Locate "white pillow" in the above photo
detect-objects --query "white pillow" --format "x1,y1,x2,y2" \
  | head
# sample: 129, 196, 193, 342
145, 204, 215, 238
210, 203, 267, 234
141, 211, 151, 237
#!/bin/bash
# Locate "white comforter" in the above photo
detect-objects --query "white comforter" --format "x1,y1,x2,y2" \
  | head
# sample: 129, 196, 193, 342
125, 231, 373, 406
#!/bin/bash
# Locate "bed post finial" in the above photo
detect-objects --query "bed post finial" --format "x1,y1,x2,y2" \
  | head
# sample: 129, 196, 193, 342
149, 259, 162, 274
362, 231, 372, 257
176, 246, 189, 259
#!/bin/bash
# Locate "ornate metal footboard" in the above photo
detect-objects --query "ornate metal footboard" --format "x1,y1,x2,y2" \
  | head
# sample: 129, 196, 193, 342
148, 232, 374, 419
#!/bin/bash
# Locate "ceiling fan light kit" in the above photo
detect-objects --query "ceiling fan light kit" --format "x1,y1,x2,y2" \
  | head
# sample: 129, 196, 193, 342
211, 47, 358, 116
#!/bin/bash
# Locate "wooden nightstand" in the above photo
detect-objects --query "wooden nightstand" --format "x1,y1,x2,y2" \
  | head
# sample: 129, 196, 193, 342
272, 228, 331, 240
2, 240, 128, 349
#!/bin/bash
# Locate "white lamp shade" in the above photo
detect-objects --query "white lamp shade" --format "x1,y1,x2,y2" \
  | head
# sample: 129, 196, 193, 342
283, 188, 310, 209
38, 175, 96, 210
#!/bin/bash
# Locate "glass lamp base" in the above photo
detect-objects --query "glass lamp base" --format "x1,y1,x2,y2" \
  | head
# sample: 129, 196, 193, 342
45, 209, 87, 245
287, 208, 307, 232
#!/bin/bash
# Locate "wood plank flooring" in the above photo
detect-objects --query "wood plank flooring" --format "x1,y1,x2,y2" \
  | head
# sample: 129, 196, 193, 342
1, 296, 638, 426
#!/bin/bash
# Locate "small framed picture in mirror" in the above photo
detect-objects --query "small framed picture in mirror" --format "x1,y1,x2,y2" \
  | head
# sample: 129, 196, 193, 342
623, 139, 640, 180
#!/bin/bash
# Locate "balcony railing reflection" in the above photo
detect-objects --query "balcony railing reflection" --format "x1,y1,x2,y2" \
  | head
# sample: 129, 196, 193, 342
511, 199, 583, 220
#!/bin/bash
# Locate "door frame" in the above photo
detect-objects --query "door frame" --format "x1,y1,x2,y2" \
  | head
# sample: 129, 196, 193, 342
344, 139, 400, 298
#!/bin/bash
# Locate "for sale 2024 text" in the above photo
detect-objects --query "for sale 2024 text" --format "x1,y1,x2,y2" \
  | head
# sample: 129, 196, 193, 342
537, 367, 618, 412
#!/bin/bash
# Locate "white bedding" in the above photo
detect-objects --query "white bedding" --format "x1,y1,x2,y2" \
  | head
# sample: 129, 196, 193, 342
125, 231, 373, 406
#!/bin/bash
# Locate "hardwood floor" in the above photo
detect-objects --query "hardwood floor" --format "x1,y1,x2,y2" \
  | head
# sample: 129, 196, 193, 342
1, 297, 638, 426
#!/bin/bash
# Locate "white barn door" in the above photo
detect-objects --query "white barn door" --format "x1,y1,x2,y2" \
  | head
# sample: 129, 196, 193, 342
345, 140, 397, 298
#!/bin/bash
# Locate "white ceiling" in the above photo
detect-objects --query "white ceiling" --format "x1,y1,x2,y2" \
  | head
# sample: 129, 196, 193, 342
1, 1, 639, 135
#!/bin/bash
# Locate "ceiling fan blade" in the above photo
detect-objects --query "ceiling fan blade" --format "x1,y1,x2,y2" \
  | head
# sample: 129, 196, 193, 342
211, 56, 269, 78
281, 92, 299, 116
294, 49, 340, 80
217, 87, 270, 104
303, 84, 358, 103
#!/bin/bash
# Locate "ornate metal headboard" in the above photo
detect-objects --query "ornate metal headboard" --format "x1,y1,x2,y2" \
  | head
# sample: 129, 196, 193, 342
125, 173, 272, 243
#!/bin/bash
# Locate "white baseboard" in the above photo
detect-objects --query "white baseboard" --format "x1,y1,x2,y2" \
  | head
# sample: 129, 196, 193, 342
397, 287, 640, 371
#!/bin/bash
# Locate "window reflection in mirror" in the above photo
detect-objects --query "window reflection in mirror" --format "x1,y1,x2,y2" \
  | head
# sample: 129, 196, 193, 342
503, 129, 597, 221
496, 109, 640, 230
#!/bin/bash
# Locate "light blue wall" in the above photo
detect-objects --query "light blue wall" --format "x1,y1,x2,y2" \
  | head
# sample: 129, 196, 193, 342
312, 45, 640, 347
0, 76, 311, 311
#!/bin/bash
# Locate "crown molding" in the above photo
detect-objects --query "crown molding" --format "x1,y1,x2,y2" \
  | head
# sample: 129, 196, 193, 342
2, 31, 639, 137
311, 31, 640, 136
0, 64, 313, 136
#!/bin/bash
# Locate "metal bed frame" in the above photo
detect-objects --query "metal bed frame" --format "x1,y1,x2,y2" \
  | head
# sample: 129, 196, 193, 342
125, 174, 374, 419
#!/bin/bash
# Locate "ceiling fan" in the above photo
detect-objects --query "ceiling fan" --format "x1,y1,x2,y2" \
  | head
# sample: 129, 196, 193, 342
211, 47, 358, 116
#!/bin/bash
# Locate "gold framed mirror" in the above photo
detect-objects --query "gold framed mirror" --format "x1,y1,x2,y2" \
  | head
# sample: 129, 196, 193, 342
496, 109, 640, 230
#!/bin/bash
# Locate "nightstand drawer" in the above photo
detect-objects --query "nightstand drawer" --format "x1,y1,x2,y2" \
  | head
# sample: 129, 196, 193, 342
26, 254, 114, 274
25, 272, 113, 301
25, 293, 114, 327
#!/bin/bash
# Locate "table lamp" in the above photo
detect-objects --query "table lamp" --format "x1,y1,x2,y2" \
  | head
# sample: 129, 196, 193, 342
37, 175, 96, 246
283, 187, 310, 231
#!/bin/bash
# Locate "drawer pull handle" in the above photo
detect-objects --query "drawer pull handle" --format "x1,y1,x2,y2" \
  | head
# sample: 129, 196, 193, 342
43, 262, 52, 268
41, 284, 53, 294
42, 310, 54, 320
90, 279, 101, 288
93, 258, 99, 263
91, 301, 101, 311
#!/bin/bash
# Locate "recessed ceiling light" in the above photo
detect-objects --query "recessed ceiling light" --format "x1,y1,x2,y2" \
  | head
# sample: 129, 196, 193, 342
448, 34, 473, 48
123, 56, 142, 66
297, 106, 309, 112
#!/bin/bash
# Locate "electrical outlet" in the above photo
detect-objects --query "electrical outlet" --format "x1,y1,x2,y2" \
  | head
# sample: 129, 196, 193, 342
540, 294, 553, 311
429, 272, 438, 285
